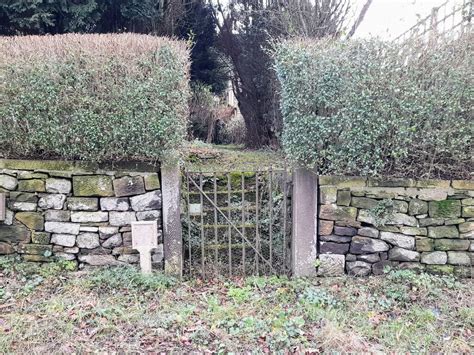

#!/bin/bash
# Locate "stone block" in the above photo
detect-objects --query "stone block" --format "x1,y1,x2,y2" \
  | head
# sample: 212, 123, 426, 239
109, 211, 137, 227
320, 204, 357, 222
357, 253, 380, 263
54, 252, 76, 261
113, 176, 145, 197
0, 225, 30, 243
336, 190, 351, 206
45, 210, 70, 222
380, 232, 415, 250
421, 251, 447, 265
64, 246, 79, 254
319, 176, 366, 188
445, 218, 465, 226
78, 254, 122, 266
368, 178, 415, 188
358, 227, 379, 239
130, 191, 161, 212
320, 242, 349, 254
71, 211, 108, 223
18, 243, 52, 255
99, 226, 119, 239
461, 198, 474, 206
388, 247, 420, 262
18, 179, 45, 192
347, 261, 371, 276
76, 233, 100, 249
67, 197, 99, 211
73, 175, 114, 197
415, 180, 450, 188
80, 226, 99, 232
333, 226, 357, 236
408, 199, 428, 215
51, 234, 76, 247
452, 180, 474, 190
386, 213, 417, 227
112, 246, 138, 255
31, 231, 50, 244
45, 178, 72, 194
350, 236, 389, 254
351, 197, 378, 209
462, 206, 474, 218
434, 239, 470, 251
100, 197, 130, 211
428, 200, 461, 218
102, 234, 122, 248
417, 189, 448, 201
0, 242, 14, 255
428, 226, 459, 239
319, 186, 337, 204
23, 254, 52, 262
15, 212, 44, 230
372, 260, 397, 275
44, 222, 80, 235
136, 210, 161, 221
418, 218, 444, 227
461, 231, 474, 239
144, 173, 160, 190
399, 226, 427, 236
447, 251, 471, 266
320, 235, 352, 243
38, 194, 66, 210
317, 254, 345, 277
0, 175, 18, 190
416, 237, 434, 252
319, 220, 334, 236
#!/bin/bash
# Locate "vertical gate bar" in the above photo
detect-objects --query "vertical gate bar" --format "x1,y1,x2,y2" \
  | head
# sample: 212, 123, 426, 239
185, 171, 192, 275
255, 172, 260, 275
269, 167, 273, 273
227, 174, 232, 276
282, 165, 288, 273
199, 174, 205, 278
241, 173, 246, 275
213, 173, 218, 273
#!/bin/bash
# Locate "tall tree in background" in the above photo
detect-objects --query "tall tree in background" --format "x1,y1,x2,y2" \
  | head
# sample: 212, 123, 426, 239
214, 0, 373, 148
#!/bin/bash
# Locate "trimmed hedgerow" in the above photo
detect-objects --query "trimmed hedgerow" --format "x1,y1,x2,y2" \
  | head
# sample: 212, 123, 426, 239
0, 34, 190, 162
274, 34, 473, 179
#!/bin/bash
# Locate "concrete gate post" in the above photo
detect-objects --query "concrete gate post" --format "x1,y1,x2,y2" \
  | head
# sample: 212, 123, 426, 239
161, 163, 183, 278
292, 168, 318, 277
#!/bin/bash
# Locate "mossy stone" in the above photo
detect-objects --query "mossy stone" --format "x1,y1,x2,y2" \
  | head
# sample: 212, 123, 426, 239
18, 243, 52, 255
336, 190, 351, 206
23, 254, 52, 262
434, 239, 469, 251
408, 199, 428, 215
32, 232, 51, 244
15, 212, 44, 230
428, 200, 461, 218
416, 237, 434, 252
17, 179, 45, 192
427, 226, 459, 239
0, 225, 30, 243
425, 264, 454, 275
144, 173, 161, 190
462, 206, 474, 218
73, 175, 114, 197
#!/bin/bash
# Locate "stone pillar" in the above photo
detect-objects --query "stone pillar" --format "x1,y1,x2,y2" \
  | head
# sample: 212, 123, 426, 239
292, 168, 318, 277
161, 163, 183, 278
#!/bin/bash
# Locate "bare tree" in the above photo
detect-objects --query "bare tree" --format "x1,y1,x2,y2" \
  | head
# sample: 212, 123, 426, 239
213, 0, 374, 147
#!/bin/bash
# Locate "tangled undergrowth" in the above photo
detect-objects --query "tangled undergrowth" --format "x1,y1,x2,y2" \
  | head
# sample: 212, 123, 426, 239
0, 257, 472, 352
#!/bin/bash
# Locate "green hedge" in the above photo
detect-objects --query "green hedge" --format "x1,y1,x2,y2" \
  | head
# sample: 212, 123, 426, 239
274, 35, 473, 178
0, 34, 190, 162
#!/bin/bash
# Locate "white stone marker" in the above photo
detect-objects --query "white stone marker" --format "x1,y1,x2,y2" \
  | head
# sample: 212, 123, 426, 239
131, 221, 158, 274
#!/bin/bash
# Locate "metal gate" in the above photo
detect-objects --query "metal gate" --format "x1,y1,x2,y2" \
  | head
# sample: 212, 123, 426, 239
182, 167, 292, 278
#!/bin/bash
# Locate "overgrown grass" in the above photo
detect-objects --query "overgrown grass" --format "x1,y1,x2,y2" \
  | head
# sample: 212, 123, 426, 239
0, 257, 472, 352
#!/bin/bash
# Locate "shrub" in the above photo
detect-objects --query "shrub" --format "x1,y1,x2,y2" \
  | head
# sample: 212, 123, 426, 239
274, 34, 473, 178
0, 33, 190, 162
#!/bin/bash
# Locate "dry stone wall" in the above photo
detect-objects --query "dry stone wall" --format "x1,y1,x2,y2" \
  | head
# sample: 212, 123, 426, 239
317, 176, 473, 277
0, 159, 163, 268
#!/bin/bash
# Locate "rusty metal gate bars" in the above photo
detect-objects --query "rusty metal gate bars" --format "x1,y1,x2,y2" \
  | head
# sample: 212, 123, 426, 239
182, 167, 292, 278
